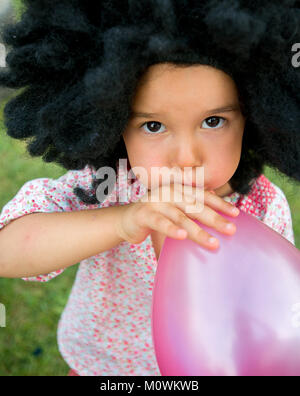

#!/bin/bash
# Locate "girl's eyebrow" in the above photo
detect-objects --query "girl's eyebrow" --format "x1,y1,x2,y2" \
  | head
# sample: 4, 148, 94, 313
130, 104, 241, 119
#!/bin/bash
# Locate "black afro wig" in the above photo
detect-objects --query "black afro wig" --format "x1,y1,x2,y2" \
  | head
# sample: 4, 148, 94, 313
0, 0, 300, 204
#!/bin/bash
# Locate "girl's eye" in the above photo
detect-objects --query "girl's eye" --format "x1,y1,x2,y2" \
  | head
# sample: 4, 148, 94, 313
140, 116, 226, 135
141, 121, 166, 135
202, 116, 226, 129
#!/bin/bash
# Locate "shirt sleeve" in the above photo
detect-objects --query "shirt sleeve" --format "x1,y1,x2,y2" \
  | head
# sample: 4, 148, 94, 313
262, 185, 295, 246
0, 165, 101, 282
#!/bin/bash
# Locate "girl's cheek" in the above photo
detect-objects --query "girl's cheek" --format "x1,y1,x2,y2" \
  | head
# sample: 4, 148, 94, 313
205, 147, 241, 187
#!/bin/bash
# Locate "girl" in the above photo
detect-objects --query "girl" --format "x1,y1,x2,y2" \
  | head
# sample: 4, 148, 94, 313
0, 0, 299, 376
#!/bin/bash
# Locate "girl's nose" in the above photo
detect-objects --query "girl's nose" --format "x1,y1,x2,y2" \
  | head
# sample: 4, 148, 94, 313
171, 136, 202, 169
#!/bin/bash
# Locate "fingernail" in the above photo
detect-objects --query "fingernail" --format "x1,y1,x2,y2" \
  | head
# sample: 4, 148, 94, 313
177, 229, 187, 238
209, 237, 218, 245
231, 207, 240, 215
225, 223, 236, 231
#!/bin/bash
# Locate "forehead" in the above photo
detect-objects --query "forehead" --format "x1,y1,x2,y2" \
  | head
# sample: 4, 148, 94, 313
132, 63, 240, 109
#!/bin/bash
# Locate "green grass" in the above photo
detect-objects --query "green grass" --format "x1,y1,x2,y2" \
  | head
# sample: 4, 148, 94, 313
1, 0, 76, 375
12, 0, 26, 20
263, 167, 300, 247
0, 99, 79, 376
0, 95, 299, 376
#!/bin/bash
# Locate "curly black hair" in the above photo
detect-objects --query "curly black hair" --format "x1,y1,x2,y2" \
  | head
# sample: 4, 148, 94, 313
0, 0, 299, 205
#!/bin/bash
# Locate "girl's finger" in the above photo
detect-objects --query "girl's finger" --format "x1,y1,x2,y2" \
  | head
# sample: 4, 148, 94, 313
161, 191, 236, 236
146, 211, 189, 240
187, 188, 240, 217
204, 191, 240, 217
183, 202, 237, 236
153, 204, 220, 250
172, 184, 239, 218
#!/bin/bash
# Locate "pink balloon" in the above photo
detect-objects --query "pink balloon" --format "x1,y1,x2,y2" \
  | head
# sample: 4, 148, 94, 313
151, 210, 300, 376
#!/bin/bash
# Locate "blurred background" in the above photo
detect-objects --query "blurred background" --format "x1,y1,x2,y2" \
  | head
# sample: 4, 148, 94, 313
0, 0, 299, 376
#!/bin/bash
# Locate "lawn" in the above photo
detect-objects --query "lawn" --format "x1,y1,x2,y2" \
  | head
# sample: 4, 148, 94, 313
0, 98, 79, 376
1, 0, 77, 377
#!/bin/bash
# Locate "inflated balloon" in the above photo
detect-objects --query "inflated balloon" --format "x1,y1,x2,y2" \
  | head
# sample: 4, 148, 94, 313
151, 210, 300, 376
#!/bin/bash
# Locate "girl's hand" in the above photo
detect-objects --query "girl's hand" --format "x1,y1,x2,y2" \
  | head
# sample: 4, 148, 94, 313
115, 183, 240, 250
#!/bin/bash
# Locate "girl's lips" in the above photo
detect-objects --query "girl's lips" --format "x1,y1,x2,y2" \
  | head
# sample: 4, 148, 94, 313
183, 183, 196, 187
182, 182, 204, 188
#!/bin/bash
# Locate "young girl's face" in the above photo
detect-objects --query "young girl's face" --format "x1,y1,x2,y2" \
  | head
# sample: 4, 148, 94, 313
122, 63, 246, 197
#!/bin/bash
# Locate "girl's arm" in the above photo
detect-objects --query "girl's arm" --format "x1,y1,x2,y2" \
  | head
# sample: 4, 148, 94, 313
0, 205, 126, 278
